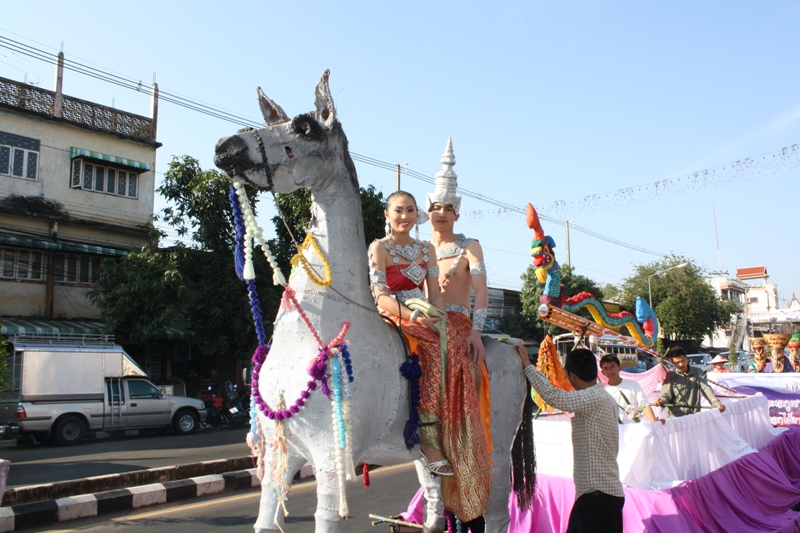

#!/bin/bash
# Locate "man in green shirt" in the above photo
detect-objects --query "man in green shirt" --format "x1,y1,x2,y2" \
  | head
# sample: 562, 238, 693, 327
656, 346, 725, 417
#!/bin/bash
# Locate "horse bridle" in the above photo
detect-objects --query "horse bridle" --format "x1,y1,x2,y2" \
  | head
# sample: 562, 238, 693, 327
232, 127, 274, 192
232, 126, 383, 317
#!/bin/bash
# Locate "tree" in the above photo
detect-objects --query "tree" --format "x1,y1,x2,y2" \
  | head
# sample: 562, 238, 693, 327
618, 256, 735, 345
513, 264, 605, 341
90, 156, 388, 362
88, 155, 279, 360
601, 283, 621, 302
268, 184, 387, 272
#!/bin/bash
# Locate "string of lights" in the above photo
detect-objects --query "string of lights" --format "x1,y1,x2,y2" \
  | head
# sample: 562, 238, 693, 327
4, 32, 796, 264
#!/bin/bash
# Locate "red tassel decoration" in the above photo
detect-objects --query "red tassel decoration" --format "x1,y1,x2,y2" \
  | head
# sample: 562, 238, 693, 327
362, 463, 370, 488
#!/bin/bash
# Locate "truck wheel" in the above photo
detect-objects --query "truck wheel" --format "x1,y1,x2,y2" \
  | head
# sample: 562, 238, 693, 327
53, 416, 87, 446
173, 409, 199, 435
32, 432, 54, 445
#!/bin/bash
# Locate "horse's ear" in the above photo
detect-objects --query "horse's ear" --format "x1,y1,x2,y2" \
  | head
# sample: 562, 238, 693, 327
314, 69, 336, 128
258, 87, 289, 125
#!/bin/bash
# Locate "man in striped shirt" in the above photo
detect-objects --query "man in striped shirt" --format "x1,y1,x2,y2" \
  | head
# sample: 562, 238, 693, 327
516, 344, 624, 533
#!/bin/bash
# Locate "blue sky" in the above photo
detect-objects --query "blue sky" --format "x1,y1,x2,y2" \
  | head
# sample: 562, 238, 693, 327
2, 1, 799, 305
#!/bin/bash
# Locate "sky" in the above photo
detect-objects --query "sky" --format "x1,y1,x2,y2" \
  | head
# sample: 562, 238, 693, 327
2, 1, 799, 305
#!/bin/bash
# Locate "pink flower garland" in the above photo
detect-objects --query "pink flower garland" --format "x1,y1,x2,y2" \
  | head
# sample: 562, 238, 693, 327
251, 286, 351, 421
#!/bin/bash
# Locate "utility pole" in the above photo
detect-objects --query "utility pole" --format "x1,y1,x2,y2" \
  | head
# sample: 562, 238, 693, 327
395, 164, 401, 191
565, 221, 571, 268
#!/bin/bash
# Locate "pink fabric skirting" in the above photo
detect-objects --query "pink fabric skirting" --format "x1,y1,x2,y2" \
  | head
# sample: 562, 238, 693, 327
509, 425, 800, 533
403, 426, 800, 532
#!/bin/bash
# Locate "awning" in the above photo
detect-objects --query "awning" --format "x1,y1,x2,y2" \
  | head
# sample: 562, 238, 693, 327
0, 235, 129, 257
0, 318, 193, 341
70, 147, 151, 171
152, 322, 194, 341
0, 318, 107, 336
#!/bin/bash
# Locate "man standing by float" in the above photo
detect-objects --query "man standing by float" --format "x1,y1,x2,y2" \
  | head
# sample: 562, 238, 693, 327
424, 137, 493, 532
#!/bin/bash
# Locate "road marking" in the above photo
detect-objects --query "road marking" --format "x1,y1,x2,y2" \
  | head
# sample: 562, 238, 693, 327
47, 462, 417, 531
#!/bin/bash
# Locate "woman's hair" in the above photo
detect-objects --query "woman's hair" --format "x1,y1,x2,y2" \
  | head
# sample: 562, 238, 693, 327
384, 190, 417, 209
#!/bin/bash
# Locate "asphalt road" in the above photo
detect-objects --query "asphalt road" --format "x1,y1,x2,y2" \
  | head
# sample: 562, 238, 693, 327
26, 463, 422, 533
2, 427, 251, 487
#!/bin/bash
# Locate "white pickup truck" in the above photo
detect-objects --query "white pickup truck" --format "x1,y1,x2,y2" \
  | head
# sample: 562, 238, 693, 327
0, 336, 206, 445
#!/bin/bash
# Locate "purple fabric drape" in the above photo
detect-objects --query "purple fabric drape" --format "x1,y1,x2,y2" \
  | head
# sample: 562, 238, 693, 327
403, 426, 800, 532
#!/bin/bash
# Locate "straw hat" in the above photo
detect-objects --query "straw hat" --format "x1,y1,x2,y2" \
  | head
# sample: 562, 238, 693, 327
709, 355, 729, 365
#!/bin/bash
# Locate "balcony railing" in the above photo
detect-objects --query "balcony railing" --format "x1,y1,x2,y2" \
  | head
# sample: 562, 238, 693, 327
0, 76, 154, 141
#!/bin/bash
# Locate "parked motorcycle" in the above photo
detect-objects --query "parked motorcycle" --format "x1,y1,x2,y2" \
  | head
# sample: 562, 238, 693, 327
202, 386, 238, 429
225, 381, 250, 428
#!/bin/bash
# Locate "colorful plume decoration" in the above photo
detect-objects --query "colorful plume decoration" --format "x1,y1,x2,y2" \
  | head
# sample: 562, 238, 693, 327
527, 203, 565, 306
532, 334, 573, 412
525, 201, 660, 349
563, 293, 659, 348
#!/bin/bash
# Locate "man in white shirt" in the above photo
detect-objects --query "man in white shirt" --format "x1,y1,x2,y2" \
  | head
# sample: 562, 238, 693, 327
599, 354, 658, 424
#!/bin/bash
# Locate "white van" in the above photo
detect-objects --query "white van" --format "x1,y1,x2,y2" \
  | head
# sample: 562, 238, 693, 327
0, 335, 206, 445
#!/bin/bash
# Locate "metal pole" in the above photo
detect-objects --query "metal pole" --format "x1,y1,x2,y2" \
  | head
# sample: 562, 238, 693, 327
395, 164, 400, 191
565, 221, 571, 268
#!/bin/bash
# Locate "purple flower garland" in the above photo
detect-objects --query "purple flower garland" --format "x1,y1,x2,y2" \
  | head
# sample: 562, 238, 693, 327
399, 354, 422, 449
230, 184, 354, 423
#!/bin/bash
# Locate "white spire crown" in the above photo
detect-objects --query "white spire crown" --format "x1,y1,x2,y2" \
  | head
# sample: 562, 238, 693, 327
426, 136, 462, 214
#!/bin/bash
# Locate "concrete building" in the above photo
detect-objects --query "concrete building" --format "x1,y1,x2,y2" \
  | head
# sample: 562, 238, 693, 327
0, 54, 160, 332
707, 266, 799, 350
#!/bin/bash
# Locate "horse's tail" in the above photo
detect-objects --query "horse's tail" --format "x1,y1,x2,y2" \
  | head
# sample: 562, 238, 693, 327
511, 383, 536, 511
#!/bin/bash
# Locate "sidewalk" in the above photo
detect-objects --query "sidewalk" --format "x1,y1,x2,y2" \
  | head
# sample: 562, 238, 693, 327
0, 455, 316, 532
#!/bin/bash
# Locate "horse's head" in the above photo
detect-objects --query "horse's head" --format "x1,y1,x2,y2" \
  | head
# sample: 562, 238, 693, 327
214, 70, 354, 194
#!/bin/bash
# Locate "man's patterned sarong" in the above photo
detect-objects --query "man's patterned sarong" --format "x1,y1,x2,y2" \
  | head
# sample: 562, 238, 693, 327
396, 310, 492, 522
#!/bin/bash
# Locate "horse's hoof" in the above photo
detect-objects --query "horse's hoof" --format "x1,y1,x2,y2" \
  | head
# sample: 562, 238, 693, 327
422, 517, 446, 533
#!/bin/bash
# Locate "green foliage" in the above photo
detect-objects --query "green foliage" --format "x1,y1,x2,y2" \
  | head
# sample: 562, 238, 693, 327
88, 155, 280, 359
728, 336, 738, 369
268, 185, 386, 273
88, 249, 189, 344
601, 283, 621, 302
90, 155, 387, 360
156, 155, 263, 252
619, 256, 733, 343
360, 185, 388, 245
517, 264, 605, 341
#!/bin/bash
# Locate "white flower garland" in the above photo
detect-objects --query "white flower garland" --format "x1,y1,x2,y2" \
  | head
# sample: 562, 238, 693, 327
271, 395, 291, 529
233, 179, 286, 286
329, 350, 355, 517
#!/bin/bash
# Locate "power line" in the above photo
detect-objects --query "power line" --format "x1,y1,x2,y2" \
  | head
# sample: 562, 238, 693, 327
0, 32, 667, 258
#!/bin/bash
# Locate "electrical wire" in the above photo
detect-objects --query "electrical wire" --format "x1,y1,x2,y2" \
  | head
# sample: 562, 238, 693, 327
0, 32, 667, 258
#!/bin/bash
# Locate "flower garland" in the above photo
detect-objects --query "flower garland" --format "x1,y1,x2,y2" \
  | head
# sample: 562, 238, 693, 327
330, 353, 354, 517
231, 181, 286, 286
291, 234, 333, 287
230, 178, 358, 519
399, 354, 422, 449
271, 394, 291, 525
250, 313, 351, 422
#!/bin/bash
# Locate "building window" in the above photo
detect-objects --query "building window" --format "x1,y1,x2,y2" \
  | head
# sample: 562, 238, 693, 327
53, 253, 103, 284
69, 158, 141, 199
0, 248, 43, 280
0, 132, 40, 181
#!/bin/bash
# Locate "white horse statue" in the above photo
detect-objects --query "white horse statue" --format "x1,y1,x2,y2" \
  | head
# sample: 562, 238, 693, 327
214, 70, 532, 533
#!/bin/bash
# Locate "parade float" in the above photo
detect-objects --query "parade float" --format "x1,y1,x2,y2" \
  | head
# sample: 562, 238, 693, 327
214, 71, 531, 533
499, 204, 800, 533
